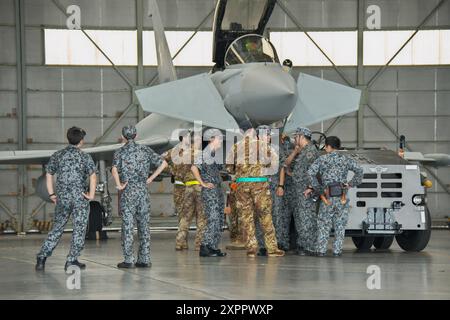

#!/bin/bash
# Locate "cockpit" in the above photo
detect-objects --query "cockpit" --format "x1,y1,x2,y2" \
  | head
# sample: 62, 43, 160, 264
224, 34, 279, 66
212, 0, 277, 69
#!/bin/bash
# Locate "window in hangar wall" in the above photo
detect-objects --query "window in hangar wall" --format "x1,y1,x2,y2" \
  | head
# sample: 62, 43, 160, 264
44, 29, 450, 67
44, 29, 213, 66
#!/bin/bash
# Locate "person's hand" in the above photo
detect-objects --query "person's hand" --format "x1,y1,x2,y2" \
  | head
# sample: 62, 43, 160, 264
49, 194, 57, 204
294, 145, 301, 154
276, 187, 284, 197
146, 177, 154, 185
286, 168, 293, 177
303, 188, 313, 198
82, 192, 95, 201
202, 182, 215, 189
116, 181, 128, 190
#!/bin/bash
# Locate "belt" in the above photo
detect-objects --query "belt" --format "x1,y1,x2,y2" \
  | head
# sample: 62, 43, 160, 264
236, 177, 268, 183
184, 180, 200, 186
174, 180, 185, 186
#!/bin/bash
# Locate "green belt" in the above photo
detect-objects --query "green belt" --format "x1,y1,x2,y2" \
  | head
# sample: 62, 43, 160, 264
236, 177, 268, 183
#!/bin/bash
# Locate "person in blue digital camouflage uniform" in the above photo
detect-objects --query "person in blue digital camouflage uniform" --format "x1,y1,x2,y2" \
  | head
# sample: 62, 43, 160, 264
112, 125, 168, 268
35, 127, 97, 272
278, 127, 319, 256
306, 136, 363, 257
191, 129, 226, 257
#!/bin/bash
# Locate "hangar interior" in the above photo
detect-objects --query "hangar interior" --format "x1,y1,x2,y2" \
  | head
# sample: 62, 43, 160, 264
0, 0, 449, 233
0, 0, 449, 300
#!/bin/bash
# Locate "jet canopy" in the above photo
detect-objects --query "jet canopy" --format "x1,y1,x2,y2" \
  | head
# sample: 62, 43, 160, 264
212, 0, 276, 69
224, 34, 279, 66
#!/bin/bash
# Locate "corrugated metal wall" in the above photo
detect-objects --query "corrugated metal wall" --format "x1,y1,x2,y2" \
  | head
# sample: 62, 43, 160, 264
0, 0, 449, 232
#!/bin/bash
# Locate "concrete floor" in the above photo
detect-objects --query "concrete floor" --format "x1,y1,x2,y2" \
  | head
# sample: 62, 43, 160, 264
0, 230, 449, 300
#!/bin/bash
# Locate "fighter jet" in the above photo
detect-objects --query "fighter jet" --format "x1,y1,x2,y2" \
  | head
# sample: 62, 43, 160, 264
0, 0, 365, 224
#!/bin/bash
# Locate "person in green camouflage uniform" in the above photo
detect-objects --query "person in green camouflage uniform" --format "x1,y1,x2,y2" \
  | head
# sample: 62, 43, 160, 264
226, 127, 284, 257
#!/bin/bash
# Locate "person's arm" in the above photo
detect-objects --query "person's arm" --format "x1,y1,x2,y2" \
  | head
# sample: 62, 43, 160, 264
147, 160, 168, 184
305, 157, 321, 197
191, 165, 214, 189
46, 173, 56, 204
82, 173, 97, 200
45, 154, 57, 204
82, 155, 97, 200
276, 167, 285, 197
284, 145, 301, 167
347, 159, 364, 188
112, 166, 127, 190
225, 144, 236, 174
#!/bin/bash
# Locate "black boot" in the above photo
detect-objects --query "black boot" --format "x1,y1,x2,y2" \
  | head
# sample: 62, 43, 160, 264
35, 257, 46, 271
257, 248, 267, 256
210, 247, 227, 257
65, 260, 86, 271
135, 262, 152, 268
199, 245, 211, 257
117, 262, 135, 269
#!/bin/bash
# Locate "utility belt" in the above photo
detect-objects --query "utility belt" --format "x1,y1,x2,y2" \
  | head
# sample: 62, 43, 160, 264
236, 177, 268, 183
174, 180, 200, 186
320, 182, 347, 206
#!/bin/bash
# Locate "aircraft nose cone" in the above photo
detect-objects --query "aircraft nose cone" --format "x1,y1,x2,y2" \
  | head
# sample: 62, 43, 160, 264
241, 65, 297, 124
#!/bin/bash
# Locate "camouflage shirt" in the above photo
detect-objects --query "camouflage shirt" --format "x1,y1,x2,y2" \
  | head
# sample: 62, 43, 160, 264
226, 136, 278, 178
308, 151, 363, 190
164, 144, 201, 182
291, 142, 320, 188
112, 140, 163, 186
194, 145, 224, 186
46, 145, 96, 200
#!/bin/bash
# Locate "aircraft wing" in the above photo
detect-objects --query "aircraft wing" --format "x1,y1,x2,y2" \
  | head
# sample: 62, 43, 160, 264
284, 73, 361, 134
0, 137, 169, 165
135, 73, 240, 131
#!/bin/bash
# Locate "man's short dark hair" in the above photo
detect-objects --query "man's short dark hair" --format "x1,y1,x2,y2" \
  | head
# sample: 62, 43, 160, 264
325, 136, 341, 150
67, 127, 86, 145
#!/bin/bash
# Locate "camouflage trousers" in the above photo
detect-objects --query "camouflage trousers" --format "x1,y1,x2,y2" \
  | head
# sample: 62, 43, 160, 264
37, 198, 89, 262
235, 182, 279, 254
201, 185, 225, 249
120, 188, 151, 264
293, 187, 318, 252
175, 185, 206, 249
256, 179, 296, 250
227, 190, 242, 242
173, 184, 184, 216
316, 197, 349, 255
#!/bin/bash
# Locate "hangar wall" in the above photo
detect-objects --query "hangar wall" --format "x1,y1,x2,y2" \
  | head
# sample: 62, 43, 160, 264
0, 0, 449, 232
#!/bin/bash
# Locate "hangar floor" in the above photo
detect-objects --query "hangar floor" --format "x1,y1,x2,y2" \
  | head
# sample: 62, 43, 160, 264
0, 230, 449, 300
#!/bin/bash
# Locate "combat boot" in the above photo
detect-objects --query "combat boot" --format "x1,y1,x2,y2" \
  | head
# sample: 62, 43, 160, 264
65, 260, 86, 271
257, 248, 267, 256
35, 257, 46, 271
316, 252, 327, 257
199, 245, 213, 257
247, 249, 257, 257
267, 249, 285, 257
117, 262, 135, 269
135, 262, 152, 268
210, 247, 227, 257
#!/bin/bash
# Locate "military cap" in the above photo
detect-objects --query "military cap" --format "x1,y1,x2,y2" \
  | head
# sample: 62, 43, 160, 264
122, 125, 137, 140
294, 127, 312, 138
